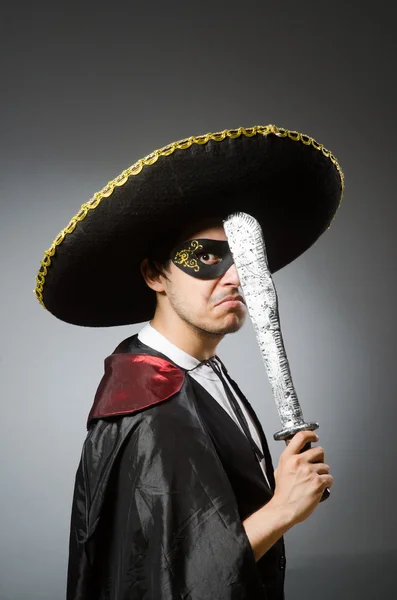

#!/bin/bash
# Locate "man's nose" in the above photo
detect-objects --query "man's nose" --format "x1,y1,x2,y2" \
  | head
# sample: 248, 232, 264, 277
221, 262, 241, 286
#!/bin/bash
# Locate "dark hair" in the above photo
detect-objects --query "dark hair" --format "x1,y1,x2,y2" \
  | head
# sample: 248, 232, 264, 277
146, 256, 172, 279
145, 233, 175, 280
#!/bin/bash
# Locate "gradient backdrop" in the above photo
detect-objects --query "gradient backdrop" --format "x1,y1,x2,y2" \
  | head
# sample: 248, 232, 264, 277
1, 2, 396, 599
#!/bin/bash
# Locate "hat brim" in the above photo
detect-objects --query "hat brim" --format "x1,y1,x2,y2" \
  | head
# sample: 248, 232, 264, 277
35, 125, 344, 327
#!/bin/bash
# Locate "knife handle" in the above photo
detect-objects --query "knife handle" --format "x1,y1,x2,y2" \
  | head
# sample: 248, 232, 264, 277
300, 441, 330, 502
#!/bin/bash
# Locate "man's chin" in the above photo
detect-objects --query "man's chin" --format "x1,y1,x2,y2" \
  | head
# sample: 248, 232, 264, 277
221, 322, 244, 335
208, 316, 245, 336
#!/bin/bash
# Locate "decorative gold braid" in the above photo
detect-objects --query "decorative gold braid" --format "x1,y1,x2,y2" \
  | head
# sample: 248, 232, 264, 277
173, 240, 204, 272
34, 124, 345, 309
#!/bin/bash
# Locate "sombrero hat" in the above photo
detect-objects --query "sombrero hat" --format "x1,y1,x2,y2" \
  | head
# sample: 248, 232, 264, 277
34, 125, 344, 327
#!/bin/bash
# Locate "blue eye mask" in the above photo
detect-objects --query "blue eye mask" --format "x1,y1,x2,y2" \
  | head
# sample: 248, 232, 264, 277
171, 239, 234, 279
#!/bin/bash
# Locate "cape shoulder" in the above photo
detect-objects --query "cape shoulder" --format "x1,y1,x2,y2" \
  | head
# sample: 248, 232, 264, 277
87, 351, 185, 428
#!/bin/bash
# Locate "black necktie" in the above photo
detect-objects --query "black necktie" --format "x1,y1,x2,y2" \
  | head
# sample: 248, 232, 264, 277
206, 357, 264, 462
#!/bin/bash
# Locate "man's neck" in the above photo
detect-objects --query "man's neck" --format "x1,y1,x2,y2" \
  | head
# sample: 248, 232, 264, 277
149, 316, 223, 361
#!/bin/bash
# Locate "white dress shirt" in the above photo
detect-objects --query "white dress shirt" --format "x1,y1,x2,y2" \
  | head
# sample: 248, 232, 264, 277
138, 323, 270, 487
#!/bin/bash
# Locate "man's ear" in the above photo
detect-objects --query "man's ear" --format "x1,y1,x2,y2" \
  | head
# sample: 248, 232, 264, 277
140, 258, 167, 292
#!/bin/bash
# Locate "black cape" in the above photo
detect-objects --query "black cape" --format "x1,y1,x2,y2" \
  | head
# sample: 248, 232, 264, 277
67, 335, 286, 599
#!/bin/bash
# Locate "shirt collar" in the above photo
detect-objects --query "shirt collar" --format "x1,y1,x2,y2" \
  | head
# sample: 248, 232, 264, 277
137, 323, 220, 380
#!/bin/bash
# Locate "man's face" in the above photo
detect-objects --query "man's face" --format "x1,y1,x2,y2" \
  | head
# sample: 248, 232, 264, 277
158, 225, 247, 336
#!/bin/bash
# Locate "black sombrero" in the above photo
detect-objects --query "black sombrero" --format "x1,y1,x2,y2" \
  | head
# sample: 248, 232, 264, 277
35, 125, 344, 327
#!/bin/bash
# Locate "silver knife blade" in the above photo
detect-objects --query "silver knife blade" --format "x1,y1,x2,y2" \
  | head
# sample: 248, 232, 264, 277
223, 211, 318, 440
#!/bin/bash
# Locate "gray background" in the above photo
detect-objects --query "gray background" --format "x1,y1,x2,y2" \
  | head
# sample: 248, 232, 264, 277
1, 1, 396, 598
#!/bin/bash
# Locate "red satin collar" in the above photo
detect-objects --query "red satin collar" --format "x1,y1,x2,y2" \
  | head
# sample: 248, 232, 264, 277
87, 354, 185, 427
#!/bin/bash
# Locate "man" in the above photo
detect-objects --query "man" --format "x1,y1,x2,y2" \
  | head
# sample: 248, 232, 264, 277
35, 125, 342, 599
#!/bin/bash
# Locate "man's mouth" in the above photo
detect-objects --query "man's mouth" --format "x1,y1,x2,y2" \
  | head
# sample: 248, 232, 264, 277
215, 295, 245, 307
